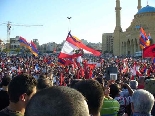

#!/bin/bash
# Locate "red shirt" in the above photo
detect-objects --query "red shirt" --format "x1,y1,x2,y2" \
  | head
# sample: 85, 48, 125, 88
137, 84, 144, 89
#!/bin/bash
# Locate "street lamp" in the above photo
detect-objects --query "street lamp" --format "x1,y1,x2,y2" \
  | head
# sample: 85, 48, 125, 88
67, 17, 72, 31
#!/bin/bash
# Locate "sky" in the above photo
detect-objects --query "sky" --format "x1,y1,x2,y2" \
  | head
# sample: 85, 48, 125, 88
0, 0, 155, 45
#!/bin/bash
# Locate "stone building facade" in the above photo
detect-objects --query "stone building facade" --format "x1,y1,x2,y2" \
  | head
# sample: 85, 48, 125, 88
103, 0, 155, 56
102, 33, 114, 53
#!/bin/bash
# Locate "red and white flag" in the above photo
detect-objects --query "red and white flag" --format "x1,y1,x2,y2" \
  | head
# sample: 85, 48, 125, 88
58, 31, 101, 58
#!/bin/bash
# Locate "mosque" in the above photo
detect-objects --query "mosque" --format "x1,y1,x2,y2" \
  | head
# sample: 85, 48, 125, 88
102, 0, 155, 56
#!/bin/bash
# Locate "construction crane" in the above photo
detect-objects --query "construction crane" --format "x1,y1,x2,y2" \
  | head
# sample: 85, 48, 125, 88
0, 21, 43, 44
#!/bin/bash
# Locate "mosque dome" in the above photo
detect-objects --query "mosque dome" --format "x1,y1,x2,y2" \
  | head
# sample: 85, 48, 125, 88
137, 5, 155, 14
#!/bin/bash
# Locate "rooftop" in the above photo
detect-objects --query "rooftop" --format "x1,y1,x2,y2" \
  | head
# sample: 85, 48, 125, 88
137, 5, 155, 14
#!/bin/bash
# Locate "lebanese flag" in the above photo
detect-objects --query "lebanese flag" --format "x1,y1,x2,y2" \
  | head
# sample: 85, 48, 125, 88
58, 31, 101, 58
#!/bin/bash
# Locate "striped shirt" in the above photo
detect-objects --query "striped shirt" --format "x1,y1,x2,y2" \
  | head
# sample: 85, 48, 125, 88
115, 96, 132, 116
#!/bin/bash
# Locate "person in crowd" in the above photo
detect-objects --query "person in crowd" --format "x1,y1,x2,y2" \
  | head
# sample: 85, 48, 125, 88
129, 80, 138, 91
137, 76, 145, 89
101, 84, 120, 116
69, 79, 82, 88
131, 89, 154, 116
25, 86, 89, 116
120, 80, 138, 98
109, 83, 133, 116
0, 76, 11, 110
37, 74, 53, 91
0, 74, 37, 116
95, 77, 120, 116
95, 77, 104, 88
144, 79, 155, 115
73, 79, 104, 116
120, 83, 129, 97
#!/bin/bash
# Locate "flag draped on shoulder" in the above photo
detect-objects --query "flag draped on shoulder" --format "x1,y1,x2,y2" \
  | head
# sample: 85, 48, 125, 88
30, 41, 39, 57
58, 31, 101, 58
19, 36, 30, 49
143, 44, 155, 58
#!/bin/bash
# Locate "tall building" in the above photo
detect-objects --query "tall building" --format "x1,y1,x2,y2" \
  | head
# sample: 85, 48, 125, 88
104, 0, 155, 56
102, 33, 114, 53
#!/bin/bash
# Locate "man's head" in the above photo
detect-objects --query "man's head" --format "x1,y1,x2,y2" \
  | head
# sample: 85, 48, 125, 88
37, 75, 53, 91
1, 76, 11, 86
8, 74, 37, 106
73, 79, 104, 116
129, 80, 138, 89
25, 86, 89, 116
109, 84, 120, 98
132, 89, 154, 114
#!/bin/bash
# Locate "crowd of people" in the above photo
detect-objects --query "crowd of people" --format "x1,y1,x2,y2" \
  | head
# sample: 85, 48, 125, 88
0, 53, 155, 116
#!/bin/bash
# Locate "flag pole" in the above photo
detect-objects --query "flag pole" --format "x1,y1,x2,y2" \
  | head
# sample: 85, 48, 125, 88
67, 17, 72, 32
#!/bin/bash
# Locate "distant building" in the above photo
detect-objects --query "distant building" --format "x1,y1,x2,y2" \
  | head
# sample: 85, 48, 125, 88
87, 42, 102, 51
105, 0, 155, 56
56, 43, 63, 52
96, 42, 102, 51
102, 33, 114, 53
39, 44, 46, 53
46, 42, 57, 52
81, 39, 88, 45
10, 36, 20, 50
0, 39, 5, 52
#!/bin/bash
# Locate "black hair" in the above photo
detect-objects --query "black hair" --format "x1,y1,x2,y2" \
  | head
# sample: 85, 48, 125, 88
69, 79, 82, 88
109, 84, 120, 99
25, 86, 89, 116
1, 76, 11, 86
8, 74, 37, 103
73, 79, 104, 115
37, 76, 52, 91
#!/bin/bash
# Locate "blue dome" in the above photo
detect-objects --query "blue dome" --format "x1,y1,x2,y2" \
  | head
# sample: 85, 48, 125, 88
137, 5, 155, 14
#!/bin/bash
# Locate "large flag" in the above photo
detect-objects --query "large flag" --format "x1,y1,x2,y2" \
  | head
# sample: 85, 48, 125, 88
30, 41, 39, 57
143, 44, 155, 58
58, 31, 101, 58
19, 36, 30, 49
139, 27, 150, 49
